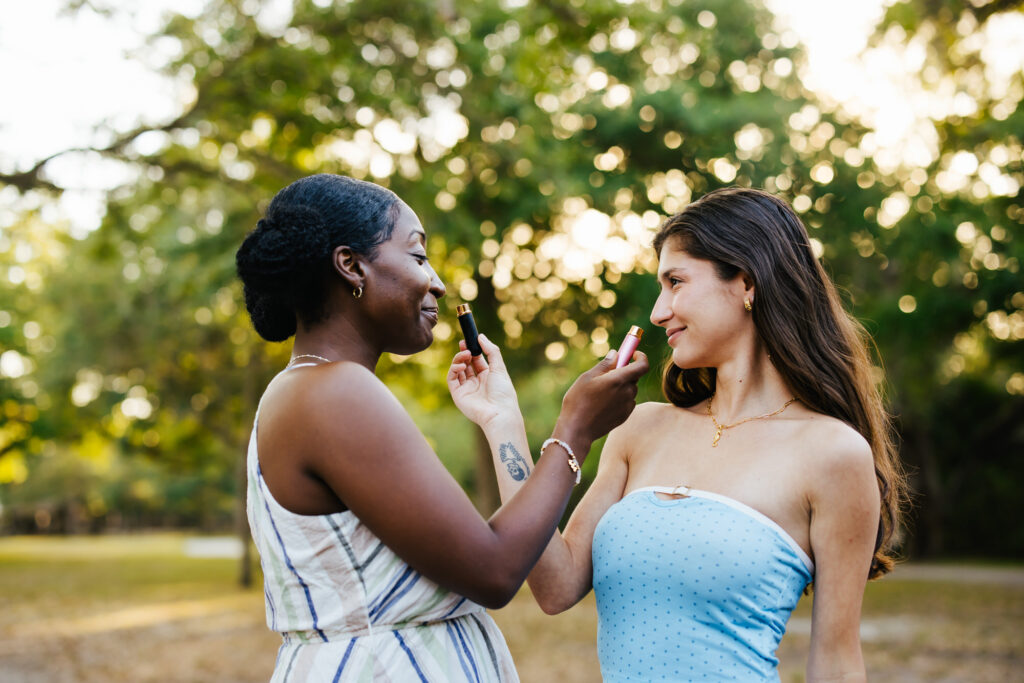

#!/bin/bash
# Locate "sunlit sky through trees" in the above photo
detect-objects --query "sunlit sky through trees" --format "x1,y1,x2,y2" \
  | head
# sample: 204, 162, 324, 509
3, 0, 1021, 235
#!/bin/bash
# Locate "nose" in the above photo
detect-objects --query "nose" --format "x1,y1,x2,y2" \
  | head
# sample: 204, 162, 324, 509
650, 289, 672, 328
427, 263, 446, 299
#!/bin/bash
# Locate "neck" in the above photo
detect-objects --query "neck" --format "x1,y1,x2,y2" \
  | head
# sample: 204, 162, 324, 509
710, 346, 792, 423
293, 316, 380, 373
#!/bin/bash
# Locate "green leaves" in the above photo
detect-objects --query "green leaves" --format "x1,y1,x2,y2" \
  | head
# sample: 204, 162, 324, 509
1, 0, 1021, 554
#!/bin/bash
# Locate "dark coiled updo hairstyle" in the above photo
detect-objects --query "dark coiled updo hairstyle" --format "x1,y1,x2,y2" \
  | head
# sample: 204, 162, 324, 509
652, 187, 907, 579
236, 174, 400, 342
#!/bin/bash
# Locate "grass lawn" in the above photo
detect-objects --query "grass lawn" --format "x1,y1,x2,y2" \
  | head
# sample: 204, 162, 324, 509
1, 534, 1022, 682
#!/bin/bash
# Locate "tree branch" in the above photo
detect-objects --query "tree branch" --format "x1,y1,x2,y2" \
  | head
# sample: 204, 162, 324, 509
0, 109, 195, 194
970, 0, 1024, 24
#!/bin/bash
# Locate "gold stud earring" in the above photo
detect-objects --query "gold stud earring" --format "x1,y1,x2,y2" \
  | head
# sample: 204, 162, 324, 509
744, 298, 752, 312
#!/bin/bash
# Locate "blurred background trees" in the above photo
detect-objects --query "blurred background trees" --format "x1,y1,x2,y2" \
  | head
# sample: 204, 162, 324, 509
1, 0, 1021, 562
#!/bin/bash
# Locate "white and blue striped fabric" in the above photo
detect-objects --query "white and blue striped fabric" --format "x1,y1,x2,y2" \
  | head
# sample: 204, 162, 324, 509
247, 367, 519, 682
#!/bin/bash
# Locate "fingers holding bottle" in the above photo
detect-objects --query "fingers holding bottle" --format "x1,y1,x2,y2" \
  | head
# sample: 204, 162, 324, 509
554, 348, 650, 457
615, 326, 644, 369
448, 331, 499, 383
448, 334, 521, 429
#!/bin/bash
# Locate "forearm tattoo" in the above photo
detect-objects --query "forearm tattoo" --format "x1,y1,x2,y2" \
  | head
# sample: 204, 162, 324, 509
499, 442, 531, 481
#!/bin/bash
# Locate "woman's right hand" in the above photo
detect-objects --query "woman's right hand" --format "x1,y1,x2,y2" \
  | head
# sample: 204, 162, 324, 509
553, 349, 650, 457
447, 333, 521, 430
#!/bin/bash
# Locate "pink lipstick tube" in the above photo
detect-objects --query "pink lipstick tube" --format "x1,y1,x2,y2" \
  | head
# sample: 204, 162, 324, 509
615, 325, 643, 368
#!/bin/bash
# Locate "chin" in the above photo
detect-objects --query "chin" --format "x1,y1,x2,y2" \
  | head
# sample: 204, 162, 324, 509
391, 333, 434, 356
672, 351, 707, 370
671, 351, 693, 369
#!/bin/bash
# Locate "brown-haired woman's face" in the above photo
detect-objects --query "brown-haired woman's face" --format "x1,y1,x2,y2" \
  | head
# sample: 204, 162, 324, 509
650, 242, 750, 370
361, 202, 446, 355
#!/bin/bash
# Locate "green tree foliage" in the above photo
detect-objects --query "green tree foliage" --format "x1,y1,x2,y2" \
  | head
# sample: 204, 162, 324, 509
867, 0, 1024, 555
1, 0, 1021, 558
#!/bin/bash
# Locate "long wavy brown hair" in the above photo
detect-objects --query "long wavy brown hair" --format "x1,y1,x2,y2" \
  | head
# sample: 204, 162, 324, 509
652, 187, 906, 579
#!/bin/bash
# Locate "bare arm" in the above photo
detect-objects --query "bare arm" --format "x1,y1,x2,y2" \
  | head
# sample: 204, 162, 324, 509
524, 419, 632, 614
486, 397, 658, 614
268, 340, 645, 610
447, 337, 647, 612
806, 429, 881, 682
294, 363, 580, 609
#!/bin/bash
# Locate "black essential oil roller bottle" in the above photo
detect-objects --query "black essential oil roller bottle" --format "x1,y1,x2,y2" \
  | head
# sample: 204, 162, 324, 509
456, 303, 482, 357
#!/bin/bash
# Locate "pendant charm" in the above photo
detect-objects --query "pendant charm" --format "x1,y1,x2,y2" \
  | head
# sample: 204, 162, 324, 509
712, 428, 722, 447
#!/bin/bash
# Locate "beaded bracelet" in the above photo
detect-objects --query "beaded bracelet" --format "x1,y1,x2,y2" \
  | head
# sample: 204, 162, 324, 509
541, 437, 581, 485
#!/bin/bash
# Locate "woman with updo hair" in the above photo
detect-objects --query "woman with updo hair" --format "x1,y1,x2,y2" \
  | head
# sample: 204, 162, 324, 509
489, 187, 909, 681
235, 173, 649, 682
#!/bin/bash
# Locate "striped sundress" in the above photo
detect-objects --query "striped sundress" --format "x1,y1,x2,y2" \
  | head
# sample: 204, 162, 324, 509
246, 367, 519, 682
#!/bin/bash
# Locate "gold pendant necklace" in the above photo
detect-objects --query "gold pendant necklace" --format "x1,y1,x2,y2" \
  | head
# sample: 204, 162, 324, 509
707, 395, 797, 447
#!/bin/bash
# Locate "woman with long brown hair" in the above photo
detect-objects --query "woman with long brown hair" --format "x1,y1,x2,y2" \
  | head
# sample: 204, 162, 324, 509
485, 187, 907, 681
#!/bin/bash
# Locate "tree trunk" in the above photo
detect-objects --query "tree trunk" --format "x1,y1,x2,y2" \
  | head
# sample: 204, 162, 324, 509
237, 357, 257, 588
917, 441, 945, 557
902, 422, 944, 557
236, 438, 254, 588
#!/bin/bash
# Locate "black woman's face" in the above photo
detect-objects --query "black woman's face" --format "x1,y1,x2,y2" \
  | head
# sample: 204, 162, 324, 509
363, 202, 446, 355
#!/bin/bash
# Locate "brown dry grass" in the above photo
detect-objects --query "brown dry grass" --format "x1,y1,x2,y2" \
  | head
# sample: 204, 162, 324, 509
1, 535, 1022, 682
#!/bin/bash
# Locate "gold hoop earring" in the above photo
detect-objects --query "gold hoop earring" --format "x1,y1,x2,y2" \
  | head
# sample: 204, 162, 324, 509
353, 286, 363, 299
744, 298, 752, 312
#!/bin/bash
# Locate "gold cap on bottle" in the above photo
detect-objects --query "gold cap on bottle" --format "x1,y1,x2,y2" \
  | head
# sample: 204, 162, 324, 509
628, 325, 643, 339
456, 303, 472, 316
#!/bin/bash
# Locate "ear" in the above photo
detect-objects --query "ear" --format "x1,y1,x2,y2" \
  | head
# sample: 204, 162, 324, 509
332, 245, 365, 292
739, 271, 756, 303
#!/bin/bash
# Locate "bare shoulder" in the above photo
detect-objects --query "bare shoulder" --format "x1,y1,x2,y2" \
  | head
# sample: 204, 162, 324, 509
627, 400, 698, 426
605, 400, 697, 463
627, 400, 674, 425
794, 412, 876, 491
276, 362, 412, 434
317, 359, 383, 386
799, 413, 881, 565
801, 414, 871, 459
613, 401, 686, 440
301, 361, 392, 404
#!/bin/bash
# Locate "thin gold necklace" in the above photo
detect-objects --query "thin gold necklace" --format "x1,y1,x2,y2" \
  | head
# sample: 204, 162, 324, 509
707, 395, 797, 447
288, 353, 334, 366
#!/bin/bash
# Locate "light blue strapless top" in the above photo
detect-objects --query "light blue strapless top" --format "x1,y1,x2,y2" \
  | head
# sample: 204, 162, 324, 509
592, 486, 814, 681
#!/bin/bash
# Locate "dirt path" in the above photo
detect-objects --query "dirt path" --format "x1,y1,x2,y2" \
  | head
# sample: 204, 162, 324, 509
889, 562, 1024, 586
1, 558, 1021, 682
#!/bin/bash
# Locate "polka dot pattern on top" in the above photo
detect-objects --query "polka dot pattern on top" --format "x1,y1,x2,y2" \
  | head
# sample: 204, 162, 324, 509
592, 487, 813, 682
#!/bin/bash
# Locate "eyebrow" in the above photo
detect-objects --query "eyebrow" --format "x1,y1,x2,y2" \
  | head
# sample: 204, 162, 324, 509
408, 229, 426, 244
658, 266, 687, 281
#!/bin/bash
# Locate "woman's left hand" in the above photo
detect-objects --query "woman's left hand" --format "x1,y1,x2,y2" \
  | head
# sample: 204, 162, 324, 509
447, 334, 520, 428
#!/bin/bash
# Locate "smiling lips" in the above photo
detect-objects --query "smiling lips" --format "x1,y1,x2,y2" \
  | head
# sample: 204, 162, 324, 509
666, 326, 687, 344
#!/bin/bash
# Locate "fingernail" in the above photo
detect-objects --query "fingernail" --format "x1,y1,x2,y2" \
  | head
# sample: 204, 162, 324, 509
606, 351, 615, 360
